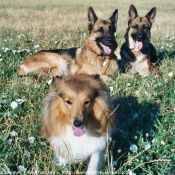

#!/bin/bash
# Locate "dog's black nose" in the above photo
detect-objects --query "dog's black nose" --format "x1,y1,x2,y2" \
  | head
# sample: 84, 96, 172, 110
73, 120, 83, 127
106, 36, 112, 45
136, 33, 143, 41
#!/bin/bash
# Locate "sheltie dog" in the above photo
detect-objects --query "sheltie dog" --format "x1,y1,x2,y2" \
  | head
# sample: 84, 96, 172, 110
41, 74, 116, 174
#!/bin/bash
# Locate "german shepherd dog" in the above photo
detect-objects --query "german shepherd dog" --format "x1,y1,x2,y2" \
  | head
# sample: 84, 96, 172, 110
18, 7, 119, 82
41, 74, 115, 175
119, 4, 157, 76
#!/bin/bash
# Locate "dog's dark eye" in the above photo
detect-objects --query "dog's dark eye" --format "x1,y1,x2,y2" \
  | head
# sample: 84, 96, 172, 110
97, 27, 104, 33
65, 100, 72, 105
143, 25, 148, 30
84, 101, 90, 105
132, 25, 138, 29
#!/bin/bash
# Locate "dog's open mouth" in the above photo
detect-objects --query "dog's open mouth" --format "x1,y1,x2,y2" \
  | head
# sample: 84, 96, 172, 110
73, 126, 86, 137
98, 42, 112, 55
135, 40, 143, 50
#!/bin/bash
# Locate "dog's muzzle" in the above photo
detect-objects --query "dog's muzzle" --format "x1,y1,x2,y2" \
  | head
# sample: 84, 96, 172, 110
135, 32, 144, 50
73, 120, 86, 137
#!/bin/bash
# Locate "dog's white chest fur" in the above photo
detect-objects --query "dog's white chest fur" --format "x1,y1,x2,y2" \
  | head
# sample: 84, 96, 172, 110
50, 126, 107, 166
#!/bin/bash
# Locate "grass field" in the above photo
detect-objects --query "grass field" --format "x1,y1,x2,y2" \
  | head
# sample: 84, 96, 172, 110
0, 0, 175, 174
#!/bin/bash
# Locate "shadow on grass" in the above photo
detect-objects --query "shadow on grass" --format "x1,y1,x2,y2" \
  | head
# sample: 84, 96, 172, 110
111, 95, 161, 170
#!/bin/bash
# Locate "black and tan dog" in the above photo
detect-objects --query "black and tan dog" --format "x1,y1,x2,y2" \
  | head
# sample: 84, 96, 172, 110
18, 7, 119, 81
118, 4, 157, 76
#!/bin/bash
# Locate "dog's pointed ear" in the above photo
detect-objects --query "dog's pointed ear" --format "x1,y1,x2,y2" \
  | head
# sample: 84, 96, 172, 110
146, 7, 156, 24
109, 9, 118, 26
88, 7, 98, 32
128, 4, 138, 23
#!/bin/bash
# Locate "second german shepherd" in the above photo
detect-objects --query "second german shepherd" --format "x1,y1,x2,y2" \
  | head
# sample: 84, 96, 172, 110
18, 7, 119, 81
119, 4, 157, 76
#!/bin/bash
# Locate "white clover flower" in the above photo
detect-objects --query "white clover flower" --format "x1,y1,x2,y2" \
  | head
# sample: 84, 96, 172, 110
40, 141, 47, 146
129, 144, 137, 153
54, 41, 58, 44
4, 48, 10, 52
174, 107, 175, 111
168, 72, 173, 77
83, 33, 86, 38
128, 169, 136, 175
16, 98, 25, 104
28, 136, 35, 143
126, 83, 131, 87
0, 58, 3, 62
12, 50, 17, 54
10, 101, 18, 109
144, 142, 151, 150
24, 150, 30, 157
135, 90, 139, 95
109, 86, 113, 92
18, 165, 27, 172
34, 44, 40, 49
152, 138, 158, 144
47, 79, 52, 85
10, 130, 18, 137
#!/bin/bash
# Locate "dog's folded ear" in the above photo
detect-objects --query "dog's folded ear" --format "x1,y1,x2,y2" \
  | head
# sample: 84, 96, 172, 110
128, 4, 138, 23
109, 9, 118, 26
146, 7, 157, 24
88, 7, 98, 31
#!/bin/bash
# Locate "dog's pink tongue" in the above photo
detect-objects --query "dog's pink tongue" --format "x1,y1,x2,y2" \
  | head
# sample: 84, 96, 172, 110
74, 127, 86, 137
101, 43, 111, 54
135, 41, 143, 50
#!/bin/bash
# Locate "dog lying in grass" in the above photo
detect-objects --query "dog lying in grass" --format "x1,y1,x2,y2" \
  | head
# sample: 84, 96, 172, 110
18, 7, 119, 82
41, 74, 116, 175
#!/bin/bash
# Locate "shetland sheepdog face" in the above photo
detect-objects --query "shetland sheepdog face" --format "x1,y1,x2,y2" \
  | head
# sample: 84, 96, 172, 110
41, 74, 113, 138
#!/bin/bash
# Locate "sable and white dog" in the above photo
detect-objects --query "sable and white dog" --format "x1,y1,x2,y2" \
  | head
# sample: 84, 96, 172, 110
41, 74, 115, 175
